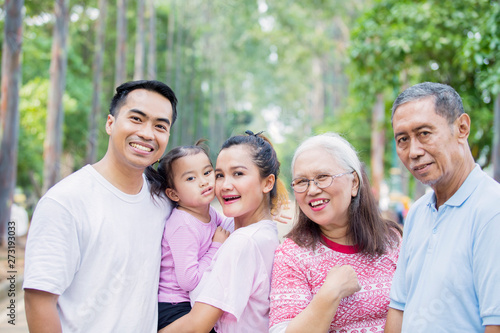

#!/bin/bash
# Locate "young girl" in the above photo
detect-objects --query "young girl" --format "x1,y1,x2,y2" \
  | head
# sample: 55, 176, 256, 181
159, 130, 289, 333
146, 141, 232, 331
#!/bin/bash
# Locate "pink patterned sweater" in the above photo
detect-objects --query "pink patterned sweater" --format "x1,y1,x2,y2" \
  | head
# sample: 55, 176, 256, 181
270, 236, 400, 332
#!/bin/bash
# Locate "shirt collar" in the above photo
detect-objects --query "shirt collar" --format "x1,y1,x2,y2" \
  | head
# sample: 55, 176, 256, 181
427, 164, 482, 209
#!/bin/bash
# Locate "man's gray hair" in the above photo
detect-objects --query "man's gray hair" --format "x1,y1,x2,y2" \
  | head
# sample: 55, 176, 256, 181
391, 82, 464, 124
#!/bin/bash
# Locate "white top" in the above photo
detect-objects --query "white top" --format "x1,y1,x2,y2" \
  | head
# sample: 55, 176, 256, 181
190, 219, 279, 333
23, 165, 172, 332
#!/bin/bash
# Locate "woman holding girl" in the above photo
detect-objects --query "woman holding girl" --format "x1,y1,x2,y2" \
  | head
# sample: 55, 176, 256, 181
269, 132, 402, 333
160, 130, 288, 333
146, 141, 232, 330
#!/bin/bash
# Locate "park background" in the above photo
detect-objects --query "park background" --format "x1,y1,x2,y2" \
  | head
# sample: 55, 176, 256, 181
1, 0, 500, 330
1, 0, 500, 241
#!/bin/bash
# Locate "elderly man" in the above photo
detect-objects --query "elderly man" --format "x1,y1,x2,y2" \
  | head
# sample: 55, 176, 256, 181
24, 80, 177, 332
385, 82, 500, 332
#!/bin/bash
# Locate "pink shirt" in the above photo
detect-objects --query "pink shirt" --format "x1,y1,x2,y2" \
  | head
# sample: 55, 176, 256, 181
270, 236, 400, 332
158, 206, 230, 303
190, 219, 279, 333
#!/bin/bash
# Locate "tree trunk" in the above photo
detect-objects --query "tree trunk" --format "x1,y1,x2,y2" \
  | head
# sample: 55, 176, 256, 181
171, 2, 184, 148
86, 0, 107, 165
115, 0, 127, 88
0, 0, 24, 245
370, 93, 385, 203
146, 0, 156, 80
134, 0, 145, 80
493, 93, 500, 182
165, 0, 175, 85
310, 56, 325, 123
43, 0, 69, 194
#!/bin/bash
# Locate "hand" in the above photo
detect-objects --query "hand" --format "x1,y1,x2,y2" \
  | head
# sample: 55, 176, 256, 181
320, 265, 361, 301
273, 199, 294, 224
274, 212, 292, 224
212, 226, 230, 244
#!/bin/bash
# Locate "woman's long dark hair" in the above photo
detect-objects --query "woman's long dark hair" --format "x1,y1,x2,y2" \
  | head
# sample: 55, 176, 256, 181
287, 133, 401, 256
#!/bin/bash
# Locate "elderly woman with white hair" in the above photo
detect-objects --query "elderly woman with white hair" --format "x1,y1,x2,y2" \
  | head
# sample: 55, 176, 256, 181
269, 133, 402, 333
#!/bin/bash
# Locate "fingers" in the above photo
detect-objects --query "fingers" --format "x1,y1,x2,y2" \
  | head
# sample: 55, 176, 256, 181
212, 226, 230, 243
274, 214, 292, 224
323, 265, 361, 299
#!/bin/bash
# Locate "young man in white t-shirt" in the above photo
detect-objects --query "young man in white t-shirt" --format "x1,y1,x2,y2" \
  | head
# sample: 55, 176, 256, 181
23, 80, 177, 332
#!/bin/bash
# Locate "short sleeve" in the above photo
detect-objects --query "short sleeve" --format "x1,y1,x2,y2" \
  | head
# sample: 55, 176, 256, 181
269, 241, 313, 328
389, 228, 408, 311
473, 213, 500, 326
193, 233, 264, 320
23, 197, 81, 295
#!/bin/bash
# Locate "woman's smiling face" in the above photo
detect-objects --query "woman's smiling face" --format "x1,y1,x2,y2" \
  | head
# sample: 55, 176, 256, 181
292, 147, 359, 240
215, 144, 273, 227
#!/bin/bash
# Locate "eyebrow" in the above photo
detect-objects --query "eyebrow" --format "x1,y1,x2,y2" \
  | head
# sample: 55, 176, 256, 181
294, 169, 333, 178
394, 124, 433, 138
129, 109, 171, 126
180, 164, 213, 178
215, 165, 248, 173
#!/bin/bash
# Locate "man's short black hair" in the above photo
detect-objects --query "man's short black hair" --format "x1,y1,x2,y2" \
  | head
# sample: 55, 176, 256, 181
109, 80, 178, 125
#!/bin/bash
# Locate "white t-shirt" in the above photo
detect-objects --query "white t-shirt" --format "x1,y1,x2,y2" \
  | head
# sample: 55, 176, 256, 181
190, 219, 279, 333
23, 165, 172, 332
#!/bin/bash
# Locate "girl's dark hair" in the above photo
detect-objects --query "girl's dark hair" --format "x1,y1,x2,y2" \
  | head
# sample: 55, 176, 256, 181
287, 133, 402, 256
145, 139, 210, 198
221, 131, 288, 215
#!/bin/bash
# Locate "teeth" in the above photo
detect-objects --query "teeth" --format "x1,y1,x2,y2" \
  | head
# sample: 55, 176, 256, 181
225, 196, 240, 201
130, 143, 152, 152
310, 200, 329, 207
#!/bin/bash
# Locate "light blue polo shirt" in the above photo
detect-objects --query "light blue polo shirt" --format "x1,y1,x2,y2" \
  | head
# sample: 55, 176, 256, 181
389, 165, 500, 332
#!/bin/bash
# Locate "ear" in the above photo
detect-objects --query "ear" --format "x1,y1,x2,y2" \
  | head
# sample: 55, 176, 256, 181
105, 114, 115, 135
262, 174, 276, 194
165, 188, 180, 202
455, 113, 471, 143
351, 172, 360, 197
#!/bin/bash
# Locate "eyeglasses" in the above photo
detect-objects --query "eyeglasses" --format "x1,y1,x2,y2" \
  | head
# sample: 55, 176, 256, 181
290, 171, 353, 193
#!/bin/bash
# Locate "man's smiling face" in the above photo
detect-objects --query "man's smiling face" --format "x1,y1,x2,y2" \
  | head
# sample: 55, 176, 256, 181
106, 89, 173, 171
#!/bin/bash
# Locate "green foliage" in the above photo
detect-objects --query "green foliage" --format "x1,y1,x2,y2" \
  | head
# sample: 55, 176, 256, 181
7, 0, 500, 204
18, 78, 79, 196
346, 0, 497, 170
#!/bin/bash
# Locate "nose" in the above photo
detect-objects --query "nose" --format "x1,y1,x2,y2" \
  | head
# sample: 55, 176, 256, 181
219, 177, 233, 191
200, 177, 209, 187
137, 124, 155, 141
408, 139, 424, 159
306, 180, 322, 195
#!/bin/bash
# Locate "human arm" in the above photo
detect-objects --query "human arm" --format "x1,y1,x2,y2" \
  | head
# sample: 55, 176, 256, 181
282, 266, 360, 333
24, 289, 62, 333
269, 241, 360, 333
273, 199, 293, 224
474, 213, 500, 329
384, 308, 403, 333
23, 197, 80, 331
168, 223, 222, 292
485, 326, 500, 333
158, 302, 224, 333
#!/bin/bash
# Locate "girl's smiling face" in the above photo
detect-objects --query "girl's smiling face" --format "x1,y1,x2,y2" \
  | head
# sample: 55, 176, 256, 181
215, 145, 274, 228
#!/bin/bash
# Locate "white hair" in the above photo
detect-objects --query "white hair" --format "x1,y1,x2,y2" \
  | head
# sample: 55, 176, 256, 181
292, 132, 363, 188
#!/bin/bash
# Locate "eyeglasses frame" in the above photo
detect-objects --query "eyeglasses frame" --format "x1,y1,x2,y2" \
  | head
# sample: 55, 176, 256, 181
290, 171, 353, 193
